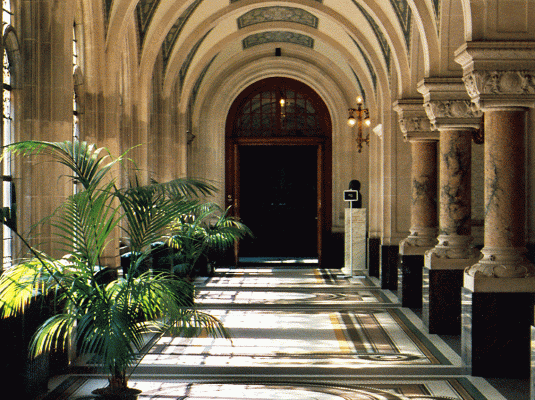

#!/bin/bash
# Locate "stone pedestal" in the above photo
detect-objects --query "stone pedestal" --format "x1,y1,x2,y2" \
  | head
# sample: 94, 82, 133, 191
423, 253, 479, 334
398, 253, 424, 308
343, 208, 367, 276
368, 237, 380, 278
531, 325, 535, 400
381, 245, 399, 290
462, 285, 535, 378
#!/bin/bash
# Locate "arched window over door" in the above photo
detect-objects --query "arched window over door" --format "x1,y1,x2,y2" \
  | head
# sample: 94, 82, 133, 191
228, 78, 331, 139
225, 78, 332, 264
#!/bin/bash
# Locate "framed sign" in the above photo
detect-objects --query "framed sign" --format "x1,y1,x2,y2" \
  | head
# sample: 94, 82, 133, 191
344, 190, 358, 201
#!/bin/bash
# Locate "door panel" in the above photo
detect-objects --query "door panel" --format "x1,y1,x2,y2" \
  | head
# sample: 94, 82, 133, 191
225, 78, 332, 265
238, 145, 318, 257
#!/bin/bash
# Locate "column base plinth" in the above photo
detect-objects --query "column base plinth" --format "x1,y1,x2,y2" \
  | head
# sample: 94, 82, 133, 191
397, 242, 433, 309
423, 253, 480, 334
368, 237, 380, 278
381, 245, 399, 290
462, 287, 535, 378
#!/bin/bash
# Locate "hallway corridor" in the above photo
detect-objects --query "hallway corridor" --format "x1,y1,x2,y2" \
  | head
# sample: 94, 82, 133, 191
44, 263, 516, 399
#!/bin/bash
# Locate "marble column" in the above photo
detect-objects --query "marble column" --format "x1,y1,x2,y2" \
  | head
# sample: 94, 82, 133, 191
418, 78, 482, 334
393, 100, 438, 308
456, 41, 535, 378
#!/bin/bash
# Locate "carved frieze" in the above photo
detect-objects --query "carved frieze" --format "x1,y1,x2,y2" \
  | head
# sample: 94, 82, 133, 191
462, 70, 535, 108
393, 99, 437, 141
417, 78, 483, 130
422, 99, 482, 130
455, 42, 535, 109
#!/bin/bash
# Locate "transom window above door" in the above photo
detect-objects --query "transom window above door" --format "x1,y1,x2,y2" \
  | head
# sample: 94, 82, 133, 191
229, 78, 330, 138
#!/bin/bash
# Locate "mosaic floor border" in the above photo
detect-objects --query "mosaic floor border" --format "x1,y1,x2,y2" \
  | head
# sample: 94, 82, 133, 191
43, 375, 507, 400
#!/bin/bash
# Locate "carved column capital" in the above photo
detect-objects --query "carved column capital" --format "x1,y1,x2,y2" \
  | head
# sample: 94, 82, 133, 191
392, 99, 438, 142
417, 77, 482, 130
455, 41, 535, 110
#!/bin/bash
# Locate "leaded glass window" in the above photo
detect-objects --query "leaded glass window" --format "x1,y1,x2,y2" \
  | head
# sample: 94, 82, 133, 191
73, 23, 79, 140
233, 88, 324, 138
2, 0, 11, 31
2, 0, 13, 270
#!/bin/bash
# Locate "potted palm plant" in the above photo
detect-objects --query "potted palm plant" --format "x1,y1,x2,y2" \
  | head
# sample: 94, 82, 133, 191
167, 202, 252, 278
0, 140, 230, 399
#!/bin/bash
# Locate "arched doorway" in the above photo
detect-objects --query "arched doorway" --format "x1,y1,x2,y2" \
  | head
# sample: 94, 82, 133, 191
225, 78, 332, 263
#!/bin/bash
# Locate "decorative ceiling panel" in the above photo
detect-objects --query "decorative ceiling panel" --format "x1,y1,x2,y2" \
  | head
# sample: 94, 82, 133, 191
231, 0, 322, 3
432, 0, 440, 33
242, 32, 314, 49
351, 0, 391, 72
350, 67, 366, 102
349, 35, 377, 91
163, 0, 204, 68
103, 0, 113, 32
179, 29, 212, 92
136, 0, 160, 46
390, 0, 412, 54
190, 54, 218, 110
237, 7, 319, 29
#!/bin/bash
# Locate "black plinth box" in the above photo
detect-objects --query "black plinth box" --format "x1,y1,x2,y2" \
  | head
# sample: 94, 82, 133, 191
398, 254, 424, 308
380, 245, 399, 290
462, 288, 535, 378
368, 237, 380, 278
422, 268, 464, 334
531, 326, 535, 400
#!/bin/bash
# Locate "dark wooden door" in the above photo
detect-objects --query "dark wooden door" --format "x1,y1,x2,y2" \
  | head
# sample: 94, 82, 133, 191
225, 77, 332, 264
238, 145, 318, 257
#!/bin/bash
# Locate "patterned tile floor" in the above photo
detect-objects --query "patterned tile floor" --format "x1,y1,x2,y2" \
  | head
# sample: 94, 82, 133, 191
44, 265, 514, 399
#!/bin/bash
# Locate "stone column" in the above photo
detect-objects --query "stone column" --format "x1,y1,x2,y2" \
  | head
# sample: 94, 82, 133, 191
417, 78, 482, 334
393, 100, 438, 308
456, 42, 535, 378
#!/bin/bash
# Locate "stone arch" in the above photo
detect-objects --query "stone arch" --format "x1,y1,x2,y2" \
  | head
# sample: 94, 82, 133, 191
188, 56, 370, 231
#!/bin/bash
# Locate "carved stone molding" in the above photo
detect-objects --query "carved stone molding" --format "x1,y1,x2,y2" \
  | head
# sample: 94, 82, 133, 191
428, 234, 477, 260
417, 77, 483, 130
455, 41, 535, 109
462, 70, 535, 109
465, 247, 535, 279
400, 227, 438, 248
393, 99, 437, 141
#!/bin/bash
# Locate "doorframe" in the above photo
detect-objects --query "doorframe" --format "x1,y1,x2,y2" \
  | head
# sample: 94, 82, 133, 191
225, 136, 332, 265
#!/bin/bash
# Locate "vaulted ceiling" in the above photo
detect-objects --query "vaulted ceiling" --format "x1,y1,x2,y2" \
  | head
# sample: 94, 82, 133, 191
103, 0, 444, 114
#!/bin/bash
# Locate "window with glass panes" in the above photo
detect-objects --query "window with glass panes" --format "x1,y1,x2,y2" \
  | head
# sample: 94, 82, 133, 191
73, 22, 79, 140
2, 0, 13, 270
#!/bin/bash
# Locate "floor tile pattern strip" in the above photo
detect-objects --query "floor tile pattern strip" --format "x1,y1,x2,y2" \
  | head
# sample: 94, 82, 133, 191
141, 309, 444, 366
43, 377, 504, 400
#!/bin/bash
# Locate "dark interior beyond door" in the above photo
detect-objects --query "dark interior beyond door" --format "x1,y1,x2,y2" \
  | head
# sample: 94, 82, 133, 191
239, 145, 318, 258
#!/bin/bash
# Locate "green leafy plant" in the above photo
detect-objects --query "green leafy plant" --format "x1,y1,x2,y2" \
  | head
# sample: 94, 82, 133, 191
167, 202, 253, 278
0, 140, 230, 398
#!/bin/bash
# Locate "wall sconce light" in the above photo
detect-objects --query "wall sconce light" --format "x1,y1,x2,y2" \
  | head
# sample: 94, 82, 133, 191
347, 96, 371, 153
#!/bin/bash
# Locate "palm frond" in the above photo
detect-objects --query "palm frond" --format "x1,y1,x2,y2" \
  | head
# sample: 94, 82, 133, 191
29, 314, 76, 357
117, 184, 197, 257
50, 184, 121, 268
0, 257, 72, 318
1, 140, 128, 189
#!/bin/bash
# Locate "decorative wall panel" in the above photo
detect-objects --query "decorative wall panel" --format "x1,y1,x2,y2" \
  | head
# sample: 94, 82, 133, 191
238, 7, 318, 29
242, 32, 314, 49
